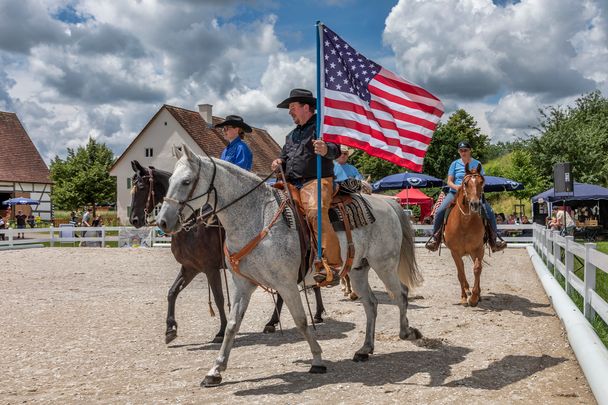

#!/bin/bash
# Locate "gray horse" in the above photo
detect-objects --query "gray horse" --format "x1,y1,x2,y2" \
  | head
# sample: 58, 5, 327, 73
157, 144, 423, 388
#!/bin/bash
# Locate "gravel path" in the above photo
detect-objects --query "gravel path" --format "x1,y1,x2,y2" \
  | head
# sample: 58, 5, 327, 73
0, 247, 594, 404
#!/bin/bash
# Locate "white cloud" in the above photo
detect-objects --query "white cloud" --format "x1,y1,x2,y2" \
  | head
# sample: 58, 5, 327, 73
383, 0, 607, 141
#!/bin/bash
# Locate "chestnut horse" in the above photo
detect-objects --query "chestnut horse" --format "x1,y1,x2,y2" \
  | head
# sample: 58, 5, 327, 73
443, 163, 486, 307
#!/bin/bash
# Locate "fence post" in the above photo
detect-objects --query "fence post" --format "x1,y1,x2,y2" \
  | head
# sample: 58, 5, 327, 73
553, 231, 560, 277
101, 227, 106, 247
8, 227, 13, 247
564, 236, 574, 295
546, 230, 554, 272
583, 242, 597, 321
50, 225, 54, 247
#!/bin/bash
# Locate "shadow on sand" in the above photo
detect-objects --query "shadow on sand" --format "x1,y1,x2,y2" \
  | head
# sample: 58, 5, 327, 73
168, 318, 356, 351
472, 292, 552, 317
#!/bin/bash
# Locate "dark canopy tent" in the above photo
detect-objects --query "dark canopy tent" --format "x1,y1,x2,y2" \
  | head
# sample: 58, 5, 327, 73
531, 182, 608, 226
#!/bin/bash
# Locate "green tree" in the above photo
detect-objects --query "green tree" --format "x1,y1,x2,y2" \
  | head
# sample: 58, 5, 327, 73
529, 91, 608, 187
349, 149, 402, 182
50, 138, 116, 211
422, 109, 490, 179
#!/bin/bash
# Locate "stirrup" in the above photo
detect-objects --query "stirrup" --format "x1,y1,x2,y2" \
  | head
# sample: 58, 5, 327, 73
313, 259, 340, 287
425, 232, 441, 252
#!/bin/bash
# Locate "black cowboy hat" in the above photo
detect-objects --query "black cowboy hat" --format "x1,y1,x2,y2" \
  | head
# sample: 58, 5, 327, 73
457, 140, 472, 149
277, 88, 317, 109
214, 115, 253, 133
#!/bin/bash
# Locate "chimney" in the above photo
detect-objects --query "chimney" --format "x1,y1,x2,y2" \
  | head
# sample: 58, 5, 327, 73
198, 104, 213, 127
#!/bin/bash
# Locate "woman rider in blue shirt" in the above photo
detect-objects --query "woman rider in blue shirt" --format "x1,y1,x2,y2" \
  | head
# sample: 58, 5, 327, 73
215, 115, 253, 171
425, 141, 506, 252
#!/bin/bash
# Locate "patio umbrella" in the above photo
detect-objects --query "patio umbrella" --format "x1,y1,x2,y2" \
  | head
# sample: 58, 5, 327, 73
441, 175, 524, 193
371, 173, 444, 192
483, 176, 524, 192
2, 197, 40, 206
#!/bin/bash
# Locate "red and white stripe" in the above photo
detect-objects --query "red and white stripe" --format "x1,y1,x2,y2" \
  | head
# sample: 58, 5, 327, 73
322, 68, 444, 172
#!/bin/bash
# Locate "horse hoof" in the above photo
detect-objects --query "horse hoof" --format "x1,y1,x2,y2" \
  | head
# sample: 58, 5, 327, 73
263, 325, 276, 334
165, 330, 177, 344
201, 375, 222, 388
313, 316, 324, 324
309, 365, 327, 374
467, 297, 479, 307
349, 292, 358, 301
211, 334, 224, 344
353, 352, 369, 362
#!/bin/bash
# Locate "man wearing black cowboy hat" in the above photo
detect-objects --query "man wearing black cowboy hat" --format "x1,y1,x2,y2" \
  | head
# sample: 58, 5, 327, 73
271, 88, 342, 285
215, 115, 253, 171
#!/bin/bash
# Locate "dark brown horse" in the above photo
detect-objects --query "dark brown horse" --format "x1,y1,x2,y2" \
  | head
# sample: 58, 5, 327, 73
443, 163, 486, 307
129, 161, 326, 343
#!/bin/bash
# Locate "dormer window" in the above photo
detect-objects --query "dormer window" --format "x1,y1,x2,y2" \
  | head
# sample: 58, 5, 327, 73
145, 148, 154, 157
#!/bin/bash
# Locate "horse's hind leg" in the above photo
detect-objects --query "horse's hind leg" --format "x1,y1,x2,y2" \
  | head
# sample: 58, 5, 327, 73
312, 286, 325, 323
165, 266, 196, 344
206, 269, 227, 343
450, 252, 470, 305
373, 264, 421, 341
468, 253, 483, 307
348, 264, 377, 362
263, 294, 284, 333
203, 278, 256, 388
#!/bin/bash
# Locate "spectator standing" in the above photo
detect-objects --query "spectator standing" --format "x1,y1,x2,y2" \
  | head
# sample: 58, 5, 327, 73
16, 209, 26, 239
80, 207, 92, 246
0, 212, 6, 241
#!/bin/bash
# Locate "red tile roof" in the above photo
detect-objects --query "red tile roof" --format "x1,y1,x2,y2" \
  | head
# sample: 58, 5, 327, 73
113, 104, 281, 175
0, 111, 51, 184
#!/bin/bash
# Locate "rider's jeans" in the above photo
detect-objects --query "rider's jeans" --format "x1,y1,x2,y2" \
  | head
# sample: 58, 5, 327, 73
432, 192, 499, 235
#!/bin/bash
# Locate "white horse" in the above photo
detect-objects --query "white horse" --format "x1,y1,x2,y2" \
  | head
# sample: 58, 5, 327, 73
157, 144, 423, 387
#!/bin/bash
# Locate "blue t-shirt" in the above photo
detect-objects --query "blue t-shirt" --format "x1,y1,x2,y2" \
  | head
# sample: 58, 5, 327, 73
447, 158, 484, 193
333, 162, 363, 182
220, 137, 253, 171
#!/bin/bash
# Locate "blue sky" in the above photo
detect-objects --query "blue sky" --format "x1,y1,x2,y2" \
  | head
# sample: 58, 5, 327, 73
0, 0, 606, 163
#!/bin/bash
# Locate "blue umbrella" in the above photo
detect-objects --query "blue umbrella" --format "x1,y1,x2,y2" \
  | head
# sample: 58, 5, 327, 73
483, 176, 524, 192
3, 197, 40, 206
441, 175, 524, 193
372, 173, 444, 192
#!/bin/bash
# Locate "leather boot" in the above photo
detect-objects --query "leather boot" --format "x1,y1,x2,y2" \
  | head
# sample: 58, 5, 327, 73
487, 227, 507, 252
425, 231, 442, 252
313, 260, 340, 287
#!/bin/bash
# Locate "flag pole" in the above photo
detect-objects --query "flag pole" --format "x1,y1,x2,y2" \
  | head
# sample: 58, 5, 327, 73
315, 21, 323, 261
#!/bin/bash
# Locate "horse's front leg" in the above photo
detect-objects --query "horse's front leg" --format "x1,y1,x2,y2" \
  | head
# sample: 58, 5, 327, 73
469, 253, 483, 307
450, 252, 470, 305
202, 278, 256, 387
276, 284, 325, 373
165, 267, 195, 344
348, 265, 377, 362
206, 269, 227, 343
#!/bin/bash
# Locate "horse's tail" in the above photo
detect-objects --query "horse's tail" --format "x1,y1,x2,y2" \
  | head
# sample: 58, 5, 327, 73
388, 199, 423, 289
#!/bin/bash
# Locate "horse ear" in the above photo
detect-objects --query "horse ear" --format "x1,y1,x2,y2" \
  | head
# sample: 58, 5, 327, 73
477, 163, 483, 174
182, 143, 197, 163
172, 144, 183, 159
131, 160, 145, 174
465, 162, 470, 174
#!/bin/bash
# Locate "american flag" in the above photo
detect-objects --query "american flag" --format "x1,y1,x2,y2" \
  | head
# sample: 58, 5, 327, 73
320, 25, 444, 172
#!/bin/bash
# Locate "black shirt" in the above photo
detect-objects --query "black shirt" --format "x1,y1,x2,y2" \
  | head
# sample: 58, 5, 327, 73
279, 114, 339, 182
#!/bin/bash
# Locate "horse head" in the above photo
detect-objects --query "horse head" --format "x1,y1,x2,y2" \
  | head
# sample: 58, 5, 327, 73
129, 160, 152, 228
157, 144, 212, 234
130, 160, 170, 228
462, 162, 485, 214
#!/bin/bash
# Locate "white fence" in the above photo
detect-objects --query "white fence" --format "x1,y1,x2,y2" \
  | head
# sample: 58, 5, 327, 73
532, 223, 608, 325
0, 226, 172, 249
413, 223, 534, 244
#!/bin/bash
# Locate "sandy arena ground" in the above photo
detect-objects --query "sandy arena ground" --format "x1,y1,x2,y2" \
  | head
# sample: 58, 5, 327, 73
0, 247, 595, 404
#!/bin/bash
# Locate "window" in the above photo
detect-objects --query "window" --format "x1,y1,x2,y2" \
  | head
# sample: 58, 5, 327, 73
127, 177, 132, 190
145, 148, 154, 157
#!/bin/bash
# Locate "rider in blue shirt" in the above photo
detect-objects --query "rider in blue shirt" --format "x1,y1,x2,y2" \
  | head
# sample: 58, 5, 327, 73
425, 141, 506, 252
216, 115, 253, 171
334, 146, 363, 183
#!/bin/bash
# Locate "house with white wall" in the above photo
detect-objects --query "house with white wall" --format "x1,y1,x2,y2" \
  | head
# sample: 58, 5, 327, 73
0, 111, 53, 220
109, 104, 281, 224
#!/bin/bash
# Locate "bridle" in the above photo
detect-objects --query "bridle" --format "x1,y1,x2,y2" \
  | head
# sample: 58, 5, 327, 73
163, 154, 275, 232
457, 172, 484, 216
132, 168, 159, 226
